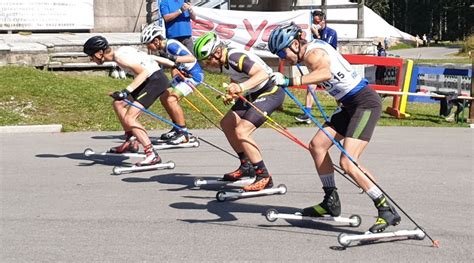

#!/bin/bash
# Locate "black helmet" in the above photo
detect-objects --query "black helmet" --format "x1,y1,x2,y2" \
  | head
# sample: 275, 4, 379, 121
83, 36, 109, 56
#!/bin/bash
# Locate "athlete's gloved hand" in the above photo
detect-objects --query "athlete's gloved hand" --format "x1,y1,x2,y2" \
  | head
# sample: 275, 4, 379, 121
110, 89, 129, 100
221, 94, 235, 106
158, 51, 177, 62
225, 82, 243, 95
270, 72, 290, 86
173, 62, 187, 72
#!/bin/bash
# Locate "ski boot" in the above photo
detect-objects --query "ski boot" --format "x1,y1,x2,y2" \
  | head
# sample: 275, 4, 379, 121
242, 167, 273, 192
136, 145, 162, 166
160, 128, 178, 141
223, 160, 255, 181
302, 187, 341, 217
167, 132, 189, 145
109, 138, 139, 154
369, 196, 401, 233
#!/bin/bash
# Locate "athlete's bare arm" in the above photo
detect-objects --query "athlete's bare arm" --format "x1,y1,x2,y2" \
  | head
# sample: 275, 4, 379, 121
301, 48, 332, 85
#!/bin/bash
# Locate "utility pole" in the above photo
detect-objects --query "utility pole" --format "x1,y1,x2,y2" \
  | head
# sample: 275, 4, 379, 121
357, 0, 364, 38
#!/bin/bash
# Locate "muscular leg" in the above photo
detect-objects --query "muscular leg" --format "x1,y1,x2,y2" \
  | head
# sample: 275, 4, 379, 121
123, 102, 152, 147
309, 126, 342, 175
112, 100, 129, 130
220, 111, 244, 154
339, 138, 374, 191
160, 90, 176, 123
164, 91, 186, 127
234, 119, 260, 164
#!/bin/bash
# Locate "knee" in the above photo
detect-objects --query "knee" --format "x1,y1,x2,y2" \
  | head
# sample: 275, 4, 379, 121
234, 126, 247, 140
339, 157, 355, 174
309, 140, 327, 158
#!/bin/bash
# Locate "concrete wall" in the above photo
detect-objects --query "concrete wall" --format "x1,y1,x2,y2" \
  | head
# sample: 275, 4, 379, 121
93, 0, 152, 33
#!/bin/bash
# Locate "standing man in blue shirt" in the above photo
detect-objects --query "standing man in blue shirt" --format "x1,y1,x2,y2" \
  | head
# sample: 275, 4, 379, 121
295, 9, 338, 124
159, 0, 196, 53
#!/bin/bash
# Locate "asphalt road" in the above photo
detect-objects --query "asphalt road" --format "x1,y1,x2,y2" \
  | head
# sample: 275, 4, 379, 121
388, 47, 464, 60
1, 127, 472, 262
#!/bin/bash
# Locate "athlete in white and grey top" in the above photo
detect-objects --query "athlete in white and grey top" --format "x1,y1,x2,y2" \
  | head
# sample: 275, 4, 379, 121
268, 23, 400, 234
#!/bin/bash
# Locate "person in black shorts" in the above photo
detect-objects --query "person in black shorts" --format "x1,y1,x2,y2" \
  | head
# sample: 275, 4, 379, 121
193, 32, 285, 191
83, 36, 169, 166
268, 23, 400, 233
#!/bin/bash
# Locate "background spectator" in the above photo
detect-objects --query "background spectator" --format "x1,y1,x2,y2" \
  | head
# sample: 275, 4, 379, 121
295, 10, 338, 124
375, 42, 387, 85
159, 0, 196, 52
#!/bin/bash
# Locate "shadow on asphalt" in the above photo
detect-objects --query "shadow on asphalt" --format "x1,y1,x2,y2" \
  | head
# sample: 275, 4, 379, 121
36, 152, 128, 166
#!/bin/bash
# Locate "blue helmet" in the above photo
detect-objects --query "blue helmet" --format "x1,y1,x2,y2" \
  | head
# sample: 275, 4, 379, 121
268, 23, 302, 54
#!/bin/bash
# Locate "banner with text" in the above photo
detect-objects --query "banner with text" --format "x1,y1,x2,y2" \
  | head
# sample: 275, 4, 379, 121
192, 7, 310, 58
0, 0, 93, 31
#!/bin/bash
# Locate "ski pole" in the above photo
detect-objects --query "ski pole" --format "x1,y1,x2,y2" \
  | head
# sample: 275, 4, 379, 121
123, 99, 238, 159
182, 97, 223, 131
296, 64, 330, 122
202, 81, 360, 190
200, 81, 309, 150
175, 69, 225, 117
282, 86, 440, 248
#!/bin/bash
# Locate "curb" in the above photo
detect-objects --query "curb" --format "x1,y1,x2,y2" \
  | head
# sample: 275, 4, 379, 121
0, 124, 62, 134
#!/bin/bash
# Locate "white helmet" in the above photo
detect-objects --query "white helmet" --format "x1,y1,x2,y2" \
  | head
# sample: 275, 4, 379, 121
141, 23, 165, 44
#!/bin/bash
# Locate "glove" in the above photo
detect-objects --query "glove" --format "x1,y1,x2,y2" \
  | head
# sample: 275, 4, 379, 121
159, 51, 177, 62
110, 89, 129, 100
173, 62, 187, 72
225, 83, 243, 95
221, 94, 235, 106
270, 72, 290, 86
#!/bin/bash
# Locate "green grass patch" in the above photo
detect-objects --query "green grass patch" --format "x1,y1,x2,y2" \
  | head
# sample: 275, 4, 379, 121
0, 66, 470, 131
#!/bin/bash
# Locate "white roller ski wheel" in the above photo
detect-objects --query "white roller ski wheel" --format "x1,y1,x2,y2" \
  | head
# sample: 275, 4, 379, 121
338, 233, 351, 247
84, 148, 94, 157
265, 208, 279, 222
112, 166, 122, 175
414, 227, 426, 240
195, 139, 200, 147
216, 191, 226, 202
194, 177, 204, 187
277, 184, 287, 194
349, 214, 362, 227
167, 161, 176, 169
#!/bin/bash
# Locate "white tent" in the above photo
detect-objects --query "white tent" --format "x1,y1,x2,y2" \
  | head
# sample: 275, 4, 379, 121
298, 0, 414, 41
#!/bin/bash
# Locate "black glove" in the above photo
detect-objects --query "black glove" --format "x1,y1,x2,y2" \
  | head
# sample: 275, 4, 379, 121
159, 51, 177, 62
110, 89, 129, 101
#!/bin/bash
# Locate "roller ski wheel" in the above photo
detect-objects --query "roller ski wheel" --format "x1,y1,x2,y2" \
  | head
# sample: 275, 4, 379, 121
265, 208, 279, 222
84, 148, 94, 157
338, 233, 351, 247
349, 214, 362, 227
216, 191, 227, 202
166, 161, 176, 169
112, 166, 122, 175
277, 184, 287, 194
413, 227, 426, 240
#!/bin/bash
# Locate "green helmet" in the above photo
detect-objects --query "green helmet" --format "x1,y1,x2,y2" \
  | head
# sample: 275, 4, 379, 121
193, 32, 221, 60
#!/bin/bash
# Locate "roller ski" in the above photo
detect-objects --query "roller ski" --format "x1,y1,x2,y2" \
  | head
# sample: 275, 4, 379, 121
337, 228, 426, 247
264, 208, 361, 227
152, 135, 200, 150
112, 146, 175, 175
215, 168, 286, 202
194, 160, 256, 187
84, 139, 143, 158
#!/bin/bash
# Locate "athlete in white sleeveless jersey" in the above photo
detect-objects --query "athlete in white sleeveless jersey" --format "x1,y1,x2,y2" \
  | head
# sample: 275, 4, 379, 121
84, 36, 169, 166
268, 24, 401, 233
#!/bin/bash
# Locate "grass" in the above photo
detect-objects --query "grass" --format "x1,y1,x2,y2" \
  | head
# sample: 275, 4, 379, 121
0, 66, 470, 132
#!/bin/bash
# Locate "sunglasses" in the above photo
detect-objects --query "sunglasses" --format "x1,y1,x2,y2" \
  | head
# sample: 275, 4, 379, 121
276, 49, 287, 59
